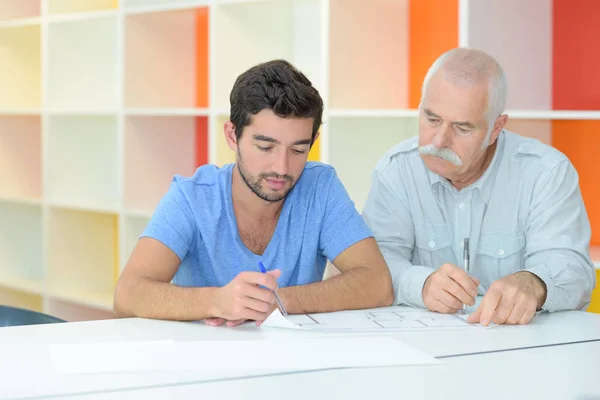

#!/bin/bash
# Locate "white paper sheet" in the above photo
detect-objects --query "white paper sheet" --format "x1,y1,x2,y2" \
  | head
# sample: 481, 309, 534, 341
48, 336, 439, 375
262, 306, 494, 332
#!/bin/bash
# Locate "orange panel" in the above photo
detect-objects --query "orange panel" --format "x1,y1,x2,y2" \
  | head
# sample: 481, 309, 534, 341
195, 8, 209, 108
195, 116, 209, 167
553, 0, 600, 109
408, 0, 459, 109
552, 120, 600, 245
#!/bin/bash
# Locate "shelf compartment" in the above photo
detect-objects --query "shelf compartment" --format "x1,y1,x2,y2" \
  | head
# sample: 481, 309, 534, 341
0, 25, 41, 110
504, 119, 552, 145
214, 0, 322, 109
47, 116, 119, 212
124, 116, 206, 215
551, 120, 600, 246
329, 0, 408, 109
467, 0, 552, 110
47, 16, 118, 112
552, 0, 600, 110
0, 0, 40, 22
0, 116, 42, 200
47, 207, 118, 311
328, 116, 418, 212
0, 201, 43, 294
46, 298, 115, 322
124, 7, 208, 108
47, 0, 117, 15
0, 288, 43, 312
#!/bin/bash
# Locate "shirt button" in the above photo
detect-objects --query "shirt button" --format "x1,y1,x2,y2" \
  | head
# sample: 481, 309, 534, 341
429, 241, 435, 248
459, 203, 465, 210
498, 249, 505, 256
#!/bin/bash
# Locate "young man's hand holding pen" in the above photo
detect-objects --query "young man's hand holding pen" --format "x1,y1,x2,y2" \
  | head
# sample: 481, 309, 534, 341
204, 269, 282, 327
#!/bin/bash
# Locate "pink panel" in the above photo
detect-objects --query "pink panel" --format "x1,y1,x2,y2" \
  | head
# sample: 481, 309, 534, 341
504, 119, 552, 145
468, 0, 551, 110
125, 10, 197, 108
329, 0, 409, 109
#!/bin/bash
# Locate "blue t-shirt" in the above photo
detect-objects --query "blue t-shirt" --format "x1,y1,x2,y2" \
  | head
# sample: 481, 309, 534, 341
141, 162, 373, 288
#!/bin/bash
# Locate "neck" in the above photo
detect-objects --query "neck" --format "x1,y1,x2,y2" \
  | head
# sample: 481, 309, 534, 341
231, 165, 283, 220
451, 140, 498, 191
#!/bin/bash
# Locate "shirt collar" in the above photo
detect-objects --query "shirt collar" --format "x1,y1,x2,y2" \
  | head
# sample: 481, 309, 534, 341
426, 130, 505, 203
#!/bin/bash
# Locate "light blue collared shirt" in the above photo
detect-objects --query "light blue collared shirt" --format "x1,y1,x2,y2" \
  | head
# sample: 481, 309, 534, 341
362, 130, 596, 312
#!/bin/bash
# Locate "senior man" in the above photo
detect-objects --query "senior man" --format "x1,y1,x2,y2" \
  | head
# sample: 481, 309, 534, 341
363, 48, 595, 326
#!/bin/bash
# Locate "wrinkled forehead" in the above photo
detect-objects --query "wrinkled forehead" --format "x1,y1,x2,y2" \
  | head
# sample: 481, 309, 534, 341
422, 73, 489, 124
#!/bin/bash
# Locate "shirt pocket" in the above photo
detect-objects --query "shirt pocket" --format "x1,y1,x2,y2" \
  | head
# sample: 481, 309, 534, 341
414, 225, 453, 268
476, 232, 526, 286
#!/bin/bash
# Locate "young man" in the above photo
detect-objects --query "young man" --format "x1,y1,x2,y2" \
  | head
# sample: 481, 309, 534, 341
362, 48, 595, 326
114, 60, 393, 326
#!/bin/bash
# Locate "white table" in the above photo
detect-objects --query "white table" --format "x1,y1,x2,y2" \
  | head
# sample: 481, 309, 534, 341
2, 310, 600, 400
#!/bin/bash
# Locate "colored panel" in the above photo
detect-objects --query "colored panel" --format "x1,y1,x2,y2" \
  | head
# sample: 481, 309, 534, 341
553, 0, 600, 110
587, 269, 600, 314
216, 115, 236, 166
552, 120, 600, 246
48, 0, 116, 14
0, 0, 40, 21
408, 0, 458, 109
48, 208, 117, 304
0, 288, 42, 312
504, 119, 552, 145
125, 10, 197, 108
0, 116, 42, 200
307, 134, 320, 162
0, 25, 41, 109
468, 0, 551, 110
329, 0, 409, 109
195, 116, 209, 167
196, 8, 209, 108
125, 116, 197, 214
329, 117, 418, 212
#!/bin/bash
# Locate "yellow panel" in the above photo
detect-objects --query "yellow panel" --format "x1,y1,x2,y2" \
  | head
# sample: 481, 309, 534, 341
587, 269, 600, 314
0, 25, 41, 109
0, 287, 43, 312
48, 208, 117, 305
216, 115, 236, 167
114, 216, 119, 285
48, 0, 116, 14
307, 130, 321, 162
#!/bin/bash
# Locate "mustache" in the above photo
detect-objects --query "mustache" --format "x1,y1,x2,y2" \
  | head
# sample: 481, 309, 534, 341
260, 172, 293, 182
418, 144, 463, 166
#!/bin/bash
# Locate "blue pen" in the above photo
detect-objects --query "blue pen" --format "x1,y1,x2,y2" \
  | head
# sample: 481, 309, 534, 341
258, 261, 288, 316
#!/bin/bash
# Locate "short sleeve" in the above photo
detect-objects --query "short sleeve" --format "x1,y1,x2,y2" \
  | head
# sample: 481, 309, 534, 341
141, 178, 197, 261
319, 169, 373, 261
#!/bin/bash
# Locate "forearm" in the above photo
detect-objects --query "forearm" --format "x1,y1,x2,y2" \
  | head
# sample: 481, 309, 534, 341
279, 266, 393, 314
526, 252, 596, 312
113, 274, 218, 320
385, 252, 435, 308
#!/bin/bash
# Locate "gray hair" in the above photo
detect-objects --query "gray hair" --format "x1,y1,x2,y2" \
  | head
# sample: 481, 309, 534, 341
419, 48, 507, 144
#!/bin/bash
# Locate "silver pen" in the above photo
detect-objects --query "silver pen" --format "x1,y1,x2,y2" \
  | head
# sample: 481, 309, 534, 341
463, 238, 470, 314
258, 261, 288, 316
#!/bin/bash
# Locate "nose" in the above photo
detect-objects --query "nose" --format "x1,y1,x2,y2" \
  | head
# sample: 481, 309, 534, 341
432, 124, 452, 149
271, 148, 289, 177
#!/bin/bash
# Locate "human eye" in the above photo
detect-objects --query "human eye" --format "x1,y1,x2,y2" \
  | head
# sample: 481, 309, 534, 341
291, 148, 306, 155
257, 145, 273, 152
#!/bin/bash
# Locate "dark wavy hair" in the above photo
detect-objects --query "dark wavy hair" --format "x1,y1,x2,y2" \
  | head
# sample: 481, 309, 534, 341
229, 59, 323, 146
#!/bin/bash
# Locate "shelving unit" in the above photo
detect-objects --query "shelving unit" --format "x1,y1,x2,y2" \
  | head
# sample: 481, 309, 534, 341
0, 0, 598, 321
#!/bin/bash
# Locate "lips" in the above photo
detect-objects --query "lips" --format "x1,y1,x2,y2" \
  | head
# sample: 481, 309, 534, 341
265, 178, 287, 190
